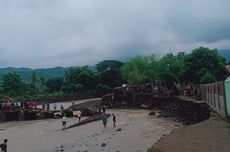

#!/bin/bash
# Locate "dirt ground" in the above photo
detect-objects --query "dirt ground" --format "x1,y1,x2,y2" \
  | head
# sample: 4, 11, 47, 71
148, 117, 230, 152
0, 109, 178, 152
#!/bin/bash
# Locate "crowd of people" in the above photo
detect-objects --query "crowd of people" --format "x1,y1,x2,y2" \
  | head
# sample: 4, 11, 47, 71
183, 83, 202, 99
0, 100, 37, 110
0, 100, 68, 112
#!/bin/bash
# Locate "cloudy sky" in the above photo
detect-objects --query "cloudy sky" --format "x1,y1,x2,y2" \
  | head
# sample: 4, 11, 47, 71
0, 0, 230, 68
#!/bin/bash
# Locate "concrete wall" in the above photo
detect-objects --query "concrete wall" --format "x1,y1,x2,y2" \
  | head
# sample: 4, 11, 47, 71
224, 79, 230, 117
200, 82, 227, 118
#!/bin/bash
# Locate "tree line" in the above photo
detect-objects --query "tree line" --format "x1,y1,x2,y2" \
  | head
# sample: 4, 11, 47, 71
0, 47, 228, 101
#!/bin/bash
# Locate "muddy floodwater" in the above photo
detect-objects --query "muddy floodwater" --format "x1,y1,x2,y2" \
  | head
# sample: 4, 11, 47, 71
0, 109, 179, 152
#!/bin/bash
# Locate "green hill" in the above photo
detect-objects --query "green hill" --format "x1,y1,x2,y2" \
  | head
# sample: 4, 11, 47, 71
0, 65, 97, 83
219, 50, 230, 61
0, 67, 67, 82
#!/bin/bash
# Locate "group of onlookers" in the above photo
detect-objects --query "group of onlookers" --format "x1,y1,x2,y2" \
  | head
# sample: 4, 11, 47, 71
183, 83, 202, 99
0, 101, 36, 110
153, 85, 171, 96
42, 103, 64, 111
0, 102, 13, 110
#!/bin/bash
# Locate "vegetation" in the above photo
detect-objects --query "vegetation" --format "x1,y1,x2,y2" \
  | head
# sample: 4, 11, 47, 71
0, 47, 228, 101
122, 47, 228, 86
0, 67, 67, 83
122, 56, 155, 85
96, 60, 124, 88
183, 47, 227, 84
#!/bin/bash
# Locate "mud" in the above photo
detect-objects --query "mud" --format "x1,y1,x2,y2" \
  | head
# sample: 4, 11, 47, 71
0, 109, 179, 152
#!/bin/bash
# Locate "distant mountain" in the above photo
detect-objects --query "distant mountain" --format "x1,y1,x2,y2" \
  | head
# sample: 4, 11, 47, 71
219, 50, 230, 61
34, 67, 67, 80
0, 67, 68, 82
0, 65, 97, 83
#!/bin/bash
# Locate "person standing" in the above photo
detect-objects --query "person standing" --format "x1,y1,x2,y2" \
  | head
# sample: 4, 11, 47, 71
112, 114, 116, 128
102, 105, 106, 113
96, 106, 101, 115
102, 114, 107, 128
46, 103, 50, 111
42, 102, 45, 110
77, 110, 82, 122
62, 115, 67, 130
0, 139, 8, 152
53, 104, 57, 110
97, 106, 102, 115
60, 105, 64, 110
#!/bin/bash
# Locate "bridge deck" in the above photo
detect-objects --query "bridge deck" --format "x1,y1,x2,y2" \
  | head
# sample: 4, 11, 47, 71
176, 95, 206, 104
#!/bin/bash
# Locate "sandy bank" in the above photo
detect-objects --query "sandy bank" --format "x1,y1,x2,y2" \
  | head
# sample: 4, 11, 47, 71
0, 109, 179, 152
148, 118, 230, 152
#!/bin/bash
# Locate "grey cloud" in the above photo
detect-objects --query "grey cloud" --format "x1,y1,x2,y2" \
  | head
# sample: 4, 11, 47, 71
0, 0, 230, 68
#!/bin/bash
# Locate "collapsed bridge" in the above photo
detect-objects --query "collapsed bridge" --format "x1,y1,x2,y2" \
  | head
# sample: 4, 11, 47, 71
101, 83, 215, 124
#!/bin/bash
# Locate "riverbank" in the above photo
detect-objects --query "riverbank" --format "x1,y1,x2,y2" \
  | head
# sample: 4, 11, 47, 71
148, 117, 230, 152
0, 109, 179, 152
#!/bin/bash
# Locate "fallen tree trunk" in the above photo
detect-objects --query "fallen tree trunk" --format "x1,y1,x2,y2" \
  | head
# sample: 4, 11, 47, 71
65, 113, 111, 129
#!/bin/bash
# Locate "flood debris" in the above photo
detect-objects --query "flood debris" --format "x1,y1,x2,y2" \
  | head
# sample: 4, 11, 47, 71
65, 114, 111, 129
102, 83, 210, 125
116, 128, 122, 131
101, 143, 106, 147
149, 99, 210, 124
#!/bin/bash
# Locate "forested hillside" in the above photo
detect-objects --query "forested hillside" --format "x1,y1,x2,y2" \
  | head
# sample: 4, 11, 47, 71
0, 49, 228, 83
219, 50, 230, 61
0, 47, 228, 101
0, 67, 67, 82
